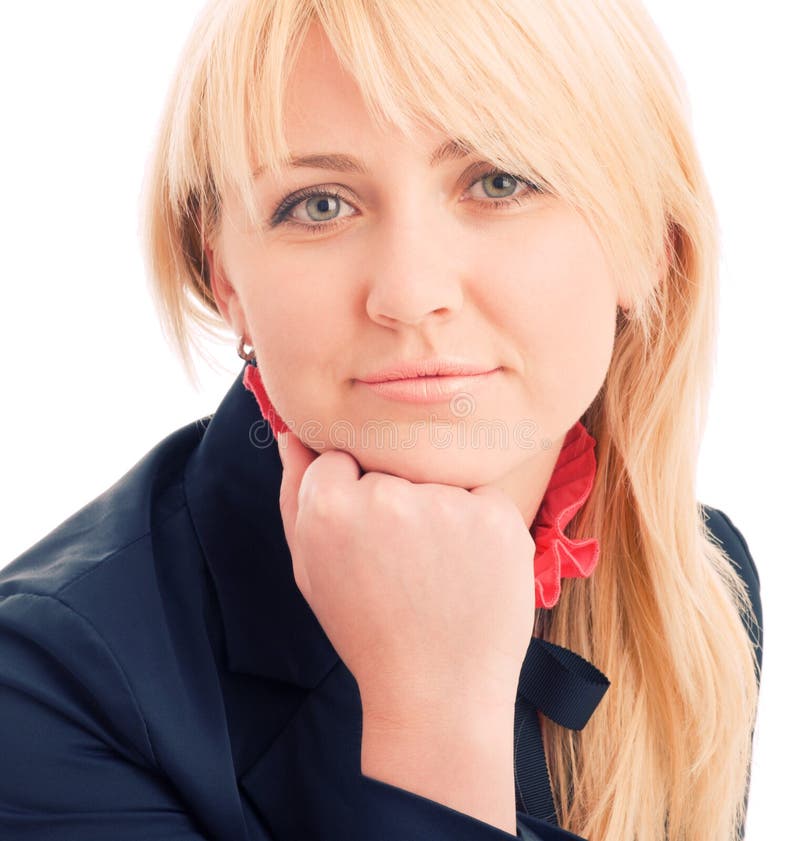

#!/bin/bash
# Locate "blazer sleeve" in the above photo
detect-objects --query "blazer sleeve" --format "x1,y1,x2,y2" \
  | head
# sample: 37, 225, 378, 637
0, 592, 212, 841
0, 592, 583, 841
357, 773, 589, 840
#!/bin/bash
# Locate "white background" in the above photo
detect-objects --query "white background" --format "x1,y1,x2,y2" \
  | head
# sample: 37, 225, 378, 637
1, 3, 797, 836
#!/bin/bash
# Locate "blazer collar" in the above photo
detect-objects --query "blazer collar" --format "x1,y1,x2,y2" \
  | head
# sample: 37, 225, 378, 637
183, 362, 338, 689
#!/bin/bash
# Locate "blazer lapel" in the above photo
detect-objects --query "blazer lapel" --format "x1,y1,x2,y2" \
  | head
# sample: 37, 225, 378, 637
184, 367, 363, 835
183, 364, 339, 689
239, 659, 365, 839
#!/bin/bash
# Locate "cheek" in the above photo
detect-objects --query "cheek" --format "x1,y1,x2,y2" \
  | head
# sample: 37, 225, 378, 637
245, 263, 343, 357
245, 279, 351, 420
504, 230, 618, 412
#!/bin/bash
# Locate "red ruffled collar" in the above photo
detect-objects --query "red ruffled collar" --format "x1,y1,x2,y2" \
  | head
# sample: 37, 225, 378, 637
243, 364, 599, 610
243, 363, 290, 435
530, 420, 599, 609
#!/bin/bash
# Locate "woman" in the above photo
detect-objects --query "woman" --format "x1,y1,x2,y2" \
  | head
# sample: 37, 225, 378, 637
0, 1, 762, 840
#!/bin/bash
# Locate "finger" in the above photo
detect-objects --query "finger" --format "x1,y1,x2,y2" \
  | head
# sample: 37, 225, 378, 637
276, 430, 320, 597
278, 437, 360, 601
300, 448, 362, 507
276, 428, 318, 544
467, 483, 514, 506
469, 484, 531, 530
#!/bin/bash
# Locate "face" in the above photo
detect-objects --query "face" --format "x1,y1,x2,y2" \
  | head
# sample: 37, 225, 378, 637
207, 22, 624, 527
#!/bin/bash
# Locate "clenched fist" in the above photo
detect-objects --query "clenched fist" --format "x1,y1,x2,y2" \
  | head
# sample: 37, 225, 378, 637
276, 428, 536, 725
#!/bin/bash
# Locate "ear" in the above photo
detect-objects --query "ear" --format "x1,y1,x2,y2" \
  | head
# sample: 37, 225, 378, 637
204, 243, 249, 339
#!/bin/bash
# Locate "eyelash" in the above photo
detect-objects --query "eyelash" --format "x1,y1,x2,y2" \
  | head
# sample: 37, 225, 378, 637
269, 168, 545, 236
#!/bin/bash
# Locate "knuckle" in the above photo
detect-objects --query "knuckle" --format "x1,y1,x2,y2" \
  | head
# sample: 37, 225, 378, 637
321, 493, 349, 524
368, 477, 410, 520
426, 487, 463, 521
304, 481, 346, 523
482, 496, 517, 530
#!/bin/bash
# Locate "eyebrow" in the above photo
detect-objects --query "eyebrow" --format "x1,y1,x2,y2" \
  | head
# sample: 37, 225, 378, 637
254, 138, 473, 179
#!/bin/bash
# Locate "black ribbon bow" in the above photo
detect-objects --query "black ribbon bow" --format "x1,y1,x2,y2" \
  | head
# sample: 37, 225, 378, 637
514, 637, 610, 824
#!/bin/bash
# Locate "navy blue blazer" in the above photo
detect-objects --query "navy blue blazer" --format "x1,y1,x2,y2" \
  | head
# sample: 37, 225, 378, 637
0, 364, 763, 840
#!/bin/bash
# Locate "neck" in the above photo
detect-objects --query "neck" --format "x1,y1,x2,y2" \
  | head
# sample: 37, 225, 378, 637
477, 432, 567, 531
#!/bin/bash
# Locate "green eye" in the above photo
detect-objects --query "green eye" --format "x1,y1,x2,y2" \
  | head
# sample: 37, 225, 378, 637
303, 195, 341, 223
481, 172, 519, 199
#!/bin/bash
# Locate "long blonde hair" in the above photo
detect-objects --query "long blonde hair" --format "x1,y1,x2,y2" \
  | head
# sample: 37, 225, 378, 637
140, 1, 761, 838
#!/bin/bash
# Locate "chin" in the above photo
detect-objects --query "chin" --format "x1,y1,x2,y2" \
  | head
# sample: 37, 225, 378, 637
348, 444, 511, 488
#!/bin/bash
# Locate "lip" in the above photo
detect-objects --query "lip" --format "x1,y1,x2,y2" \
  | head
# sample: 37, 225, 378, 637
359, 357, 499, 383
357, 369, 501, 404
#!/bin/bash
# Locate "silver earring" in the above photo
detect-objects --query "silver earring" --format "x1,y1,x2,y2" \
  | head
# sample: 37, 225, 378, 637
237, 335, 257, 366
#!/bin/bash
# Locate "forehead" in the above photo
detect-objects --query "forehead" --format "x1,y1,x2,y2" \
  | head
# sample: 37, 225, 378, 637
279, 22, 442, 163
283, 25, 366, 139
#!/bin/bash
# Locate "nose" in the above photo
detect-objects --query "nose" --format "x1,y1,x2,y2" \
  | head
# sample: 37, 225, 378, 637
364, 212, 465, 328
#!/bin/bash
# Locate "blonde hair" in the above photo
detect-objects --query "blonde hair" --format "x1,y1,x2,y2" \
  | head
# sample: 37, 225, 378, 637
140, 1, 761, 838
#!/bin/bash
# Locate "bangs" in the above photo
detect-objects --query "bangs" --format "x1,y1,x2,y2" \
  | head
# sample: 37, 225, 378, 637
187, 0, 622, 232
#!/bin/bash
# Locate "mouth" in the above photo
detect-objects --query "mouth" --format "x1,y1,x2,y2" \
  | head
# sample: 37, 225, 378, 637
356, 369, 501, 404
359, 357, 499, 383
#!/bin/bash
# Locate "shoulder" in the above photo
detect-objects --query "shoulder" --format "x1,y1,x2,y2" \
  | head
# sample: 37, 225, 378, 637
699, 503, 763, 674
0, 417, 213, 762
0, 417, 206, 599
0, 415, 250, 838
699, 503, 761, 604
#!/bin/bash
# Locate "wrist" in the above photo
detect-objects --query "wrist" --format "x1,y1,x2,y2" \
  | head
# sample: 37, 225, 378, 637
360, 708, 517, 834
359, 679, 517, 730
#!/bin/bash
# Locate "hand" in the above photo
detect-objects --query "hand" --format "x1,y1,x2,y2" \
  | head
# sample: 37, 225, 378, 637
276, 428, 536, 723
